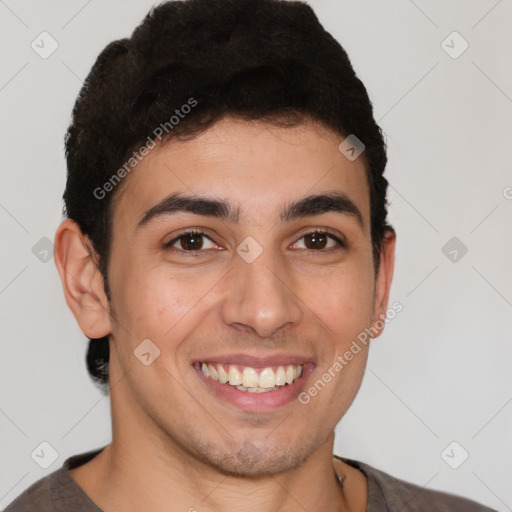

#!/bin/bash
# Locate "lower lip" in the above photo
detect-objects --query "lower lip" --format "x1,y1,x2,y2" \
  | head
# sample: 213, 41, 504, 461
193, 363, 314, 411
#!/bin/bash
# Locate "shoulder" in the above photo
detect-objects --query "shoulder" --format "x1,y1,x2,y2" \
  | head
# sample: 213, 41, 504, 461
3, 472, 58, 512
4, 446, 106, 512
336, 455, 498, 512
369, 465, 497, 512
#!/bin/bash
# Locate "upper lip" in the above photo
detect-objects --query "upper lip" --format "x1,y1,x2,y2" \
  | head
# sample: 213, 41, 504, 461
192, 353, 315, 368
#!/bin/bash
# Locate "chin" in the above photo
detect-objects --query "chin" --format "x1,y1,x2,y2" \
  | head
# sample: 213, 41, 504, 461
194, 438, 312, 477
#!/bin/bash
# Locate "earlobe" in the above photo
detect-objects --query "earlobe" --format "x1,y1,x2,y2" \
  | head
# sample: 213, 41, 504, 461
54, 219, 112, 339
370, 229, 396, 338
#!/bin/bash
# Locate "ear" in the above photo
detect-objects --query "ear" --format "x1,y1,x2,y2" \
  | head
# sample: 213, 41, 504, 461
369, 228, 396, 338
54, 219, 112, 339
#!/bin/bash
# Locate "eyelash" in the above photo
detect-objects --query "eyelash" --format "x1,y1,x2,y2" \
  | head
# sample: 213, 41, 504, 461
163, 229, 346, 256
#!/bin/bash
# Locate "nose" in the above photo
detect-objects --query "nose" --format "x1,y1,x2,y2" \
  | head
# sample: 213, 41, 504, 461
220, 248, 303, 339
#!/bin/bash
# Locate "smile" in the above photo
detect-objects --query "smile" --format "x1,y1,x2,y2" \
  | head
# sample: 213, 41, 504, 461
199, 362, 304, 393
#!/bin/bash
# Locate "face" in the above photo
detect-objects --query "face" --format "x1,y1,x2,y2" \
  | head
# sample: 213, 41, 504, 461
102, 117, 392, 475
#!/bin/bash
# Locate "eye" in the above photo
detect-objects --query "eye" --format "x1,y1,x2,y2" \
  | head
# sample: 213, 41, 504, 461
163, 228, 346, 256
291, 230, 345, 253
163, 230, 218, 254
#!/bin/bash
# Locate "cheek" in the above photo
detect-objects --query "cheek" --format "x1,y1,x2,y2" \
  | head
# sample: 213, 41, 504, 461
301, 265, 375, 340
109, 258, 183, 338
128, 277, 188, 336
111, 262, 222, 354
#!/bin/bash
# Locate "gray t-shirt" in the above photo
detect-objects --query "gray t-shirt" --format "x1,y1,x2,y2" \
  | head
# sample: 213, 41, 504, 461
4, 446, 497, 512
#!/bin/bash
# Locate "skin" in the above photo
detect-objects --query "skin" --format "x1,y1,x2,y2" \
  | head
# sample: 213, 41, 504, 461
55, 117, 395, 512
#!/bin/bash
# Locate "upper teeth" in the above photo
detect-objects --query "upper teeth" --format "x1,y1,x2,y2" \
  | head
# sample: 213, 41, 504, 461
201, 362, 303, 389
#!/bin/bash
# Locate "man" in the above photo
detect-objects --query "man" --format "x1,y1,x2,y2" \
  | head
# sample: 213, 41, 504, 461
5, 0, 497, 510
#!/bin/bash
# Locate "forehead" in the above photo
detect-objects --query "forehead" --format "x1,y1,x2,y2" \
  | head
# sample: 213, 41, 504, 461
113, 118, 371, 230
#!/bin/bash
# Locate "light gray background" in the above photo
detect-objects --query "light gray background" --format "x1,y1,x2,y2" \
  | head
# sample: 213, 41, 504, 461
1, 0, 511, 510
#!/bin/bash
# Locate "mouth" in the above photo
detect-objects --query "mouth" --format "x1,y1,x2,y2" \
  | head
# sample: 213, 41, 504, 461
197, 362, 304, 392
192, 357, 315, 411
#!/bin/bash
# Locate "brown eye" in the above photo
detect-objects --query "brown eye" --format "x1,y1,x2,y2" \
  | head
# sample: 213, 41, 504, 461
304, 232, 329, 250
164, 230, 216, 252
292, 230, 345, 252
179, 232, 204, 250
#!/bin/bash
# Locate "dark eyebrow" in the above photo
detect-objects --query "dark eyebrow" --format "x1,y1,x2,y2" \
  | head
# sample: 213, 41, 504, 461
280, 192, 363, 227
137, 191, 364, 229
137, 193, 242, 228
